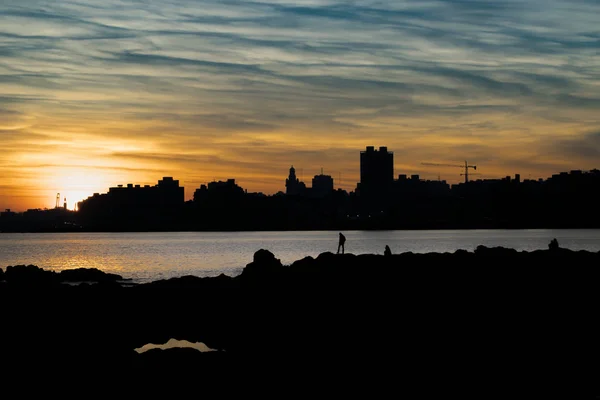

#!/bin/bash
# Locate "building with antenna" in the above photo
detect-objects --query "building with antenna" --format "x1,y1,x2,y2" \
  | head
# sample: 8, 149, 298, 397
311, 168, 334, 198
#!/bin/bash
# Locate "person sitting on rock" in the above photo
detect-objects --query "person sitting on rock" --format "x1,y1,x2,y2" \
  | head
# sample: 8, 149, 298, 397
384, 245, 392, 256
548, 238, 559, 250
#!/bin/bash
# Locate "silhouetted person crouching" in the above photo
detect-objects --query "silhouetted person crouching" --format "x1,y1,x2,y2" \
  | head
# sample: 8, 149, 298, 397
337, 232, 346, 254
384, 245, 392, 256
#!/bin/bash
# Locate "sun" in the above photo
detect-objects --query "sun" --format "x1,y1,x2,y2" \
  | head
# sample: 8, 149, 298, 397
49, 171, 113, 211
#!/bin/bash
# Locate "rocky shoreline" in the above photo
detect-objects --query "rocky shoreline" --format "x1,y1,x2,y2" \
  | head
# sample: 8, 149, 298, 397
1, 246, 595, 392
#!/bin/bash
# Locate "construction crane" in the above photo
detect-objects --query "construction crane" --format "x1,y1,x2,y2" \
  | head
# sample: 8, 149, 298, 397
422, 161, 477, 183
461, 173, 481, 181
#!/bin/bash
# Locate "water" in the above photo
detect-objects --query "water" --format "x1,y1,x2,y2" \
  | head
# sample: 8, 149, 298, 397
1, 229, 599, 284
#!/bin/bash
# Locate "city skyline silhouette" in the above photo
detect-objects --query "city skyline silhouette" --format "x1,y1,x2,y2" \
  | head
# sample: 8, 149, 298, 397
2, 144, 599, 232
2, 143, 598, 213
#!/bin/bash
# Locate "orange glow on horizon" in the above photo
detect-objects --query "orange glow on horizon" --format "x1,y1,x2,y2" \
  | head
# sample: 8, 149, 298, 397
0, 81, 595, 212
1, 1, 599, 212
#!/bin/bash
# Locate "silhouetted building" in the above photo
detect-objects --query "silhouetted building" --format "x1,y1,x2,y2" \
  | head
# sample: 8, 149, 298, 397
358, 146, 394, 195
392, 173, 450, 198
0, 206, 78, 232
79, 177, 184, 211
194, 179, 245, 203
286, 166, 306, 196
118, 178, 180, 204
77, 177, 184, 229
311, 173, 334, 198
1, 209, 16, 218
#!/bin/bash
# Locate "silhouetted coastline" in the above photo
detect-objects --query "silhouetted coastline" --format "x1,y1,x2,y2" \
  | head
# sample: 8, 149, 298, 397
1, 245, 593, 392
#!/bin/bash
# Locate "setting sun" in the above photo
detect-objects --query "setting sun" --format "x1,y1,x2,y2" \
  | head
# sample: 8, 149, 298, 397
45, 171, 111, 210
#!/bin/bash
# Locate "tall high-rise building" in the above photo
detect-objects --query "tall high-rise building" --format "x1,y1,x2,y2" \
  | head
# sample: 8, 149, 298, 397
359, 146, 394, 194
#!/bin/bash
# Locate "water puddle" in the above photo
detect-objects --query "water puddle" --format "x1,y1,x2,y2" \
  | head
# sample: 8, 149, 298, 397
134, 338, 217, 353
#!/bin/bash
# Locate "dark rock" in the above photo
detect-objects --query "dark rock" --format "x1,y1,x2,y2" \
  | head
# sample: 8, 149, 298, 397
2, 246, 598, 391
4, 264, 57, 284
59, 267, 124, 283
289, 255, 315, 271
239, 249, 283, 279
474, 245, 518, 257
253, 248, 280, 265
133, 348, 234, 387
316, 251, 336, 262
454, 249, 470, 256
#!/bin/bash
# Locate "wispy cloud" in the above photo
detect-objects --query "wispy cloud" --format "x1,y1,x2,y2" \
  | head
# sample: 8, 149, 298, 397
1, 0, 599, 209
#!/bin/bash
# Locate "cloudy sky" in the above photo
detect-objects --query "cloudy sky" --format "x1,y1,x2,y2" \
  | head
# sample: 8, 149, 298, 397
1, 0, 599, 210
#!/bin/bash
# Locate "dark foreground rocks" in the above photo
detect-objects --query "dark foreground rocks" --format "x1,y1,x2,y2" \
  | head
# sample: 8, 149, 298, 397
0, 246, 596, 393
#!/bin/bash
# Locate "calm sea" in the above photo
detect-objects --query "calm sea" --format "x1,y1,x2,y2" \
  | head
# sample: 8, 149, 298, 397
1, 230, 599, 284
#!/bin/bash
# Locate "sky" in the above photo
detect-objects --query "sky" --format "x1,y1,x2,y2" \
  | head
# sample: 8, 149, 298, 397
1, 0, 599, 211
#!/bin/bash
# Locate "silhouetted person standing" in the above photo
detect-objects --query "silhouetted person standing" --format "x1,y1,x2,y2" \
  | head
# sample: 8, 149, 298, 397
384, 245, 392, 256
337, 232, 346, 254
